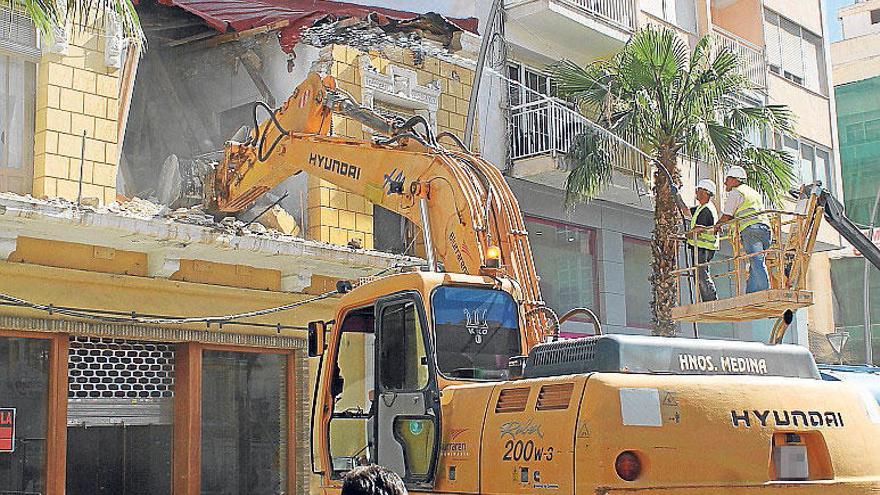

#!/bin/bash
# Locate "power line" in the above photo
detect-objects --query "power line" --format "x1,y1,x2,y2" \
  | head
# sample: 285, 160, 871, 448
0, 264, 414, 328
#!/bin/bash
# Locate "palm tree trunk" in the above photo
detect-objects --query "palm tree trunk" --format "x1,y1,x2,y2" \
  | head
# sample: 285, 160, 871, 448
650, 147, 680, 336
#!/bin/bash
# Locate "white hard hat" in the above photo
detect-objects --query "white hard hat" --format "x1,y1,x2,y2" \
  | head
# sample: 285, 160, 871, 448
726, 166, 747, 180
696, 179, 716, 194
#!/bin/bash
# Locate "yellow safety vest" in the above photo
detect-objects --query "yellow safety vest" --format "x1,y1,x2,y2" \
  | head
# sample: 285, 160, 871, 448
733, 184, 766, 229
688, 202, 719, 250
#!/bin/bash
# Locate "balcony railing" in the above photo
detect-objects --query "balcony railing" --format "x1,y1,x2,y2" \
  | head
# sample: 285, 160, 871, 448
558, 0, 637, 31
508, 96, 648, 177
713, 27, 767, 90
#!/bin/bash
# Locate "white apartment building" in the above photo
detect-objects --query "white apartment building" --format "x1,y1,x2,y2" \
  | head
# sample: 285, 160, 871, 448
468, 0, 841, 347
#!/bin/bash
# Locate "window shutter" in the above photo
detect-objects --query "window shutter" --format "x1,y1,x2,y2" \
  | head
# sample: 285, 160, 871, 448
764, 12, 782, 70
780, 18, 804, 80
799, 142, 815, 185
815, 148, 831, 189
0, 8, 39, 59
801, 32, 821, 92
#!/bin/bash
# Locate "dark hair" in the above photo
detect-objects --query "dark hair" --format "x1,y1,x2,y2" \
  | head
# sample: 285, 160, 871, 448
341, 465, 407, 495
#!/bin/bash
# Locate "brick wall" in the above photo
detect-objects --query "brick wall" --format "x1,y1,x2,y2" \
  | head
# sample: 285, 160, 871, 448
306, 44, 477, 249
33, 27, 121, 204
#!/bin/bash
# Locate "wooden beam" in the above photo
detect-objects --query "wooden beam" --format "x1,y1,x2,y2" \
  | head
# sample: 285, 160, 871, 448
165, 30, 217, 47
45, 333, 68, 495
173, 342, 202, 495
185, 20, 290, 52
287, 351, 298, 495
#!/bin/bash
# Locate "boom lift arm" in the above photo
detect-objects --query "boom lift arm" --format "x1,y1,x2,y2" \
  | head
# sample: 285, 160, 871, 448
816, 185, 880, 271
207, 73, 552, 348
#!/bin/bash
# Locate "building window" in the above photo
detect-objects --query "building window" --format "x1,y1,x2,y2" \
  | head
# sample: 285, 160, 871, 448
0, 336, 50, 494
773, 133, 835, 190
764, 10, 827, 95
872, 9, 880, 25
0, 51, 36, 194
201, 351, 287, 495
623, 236, 653, 329
525, 217, 598, 336
507, 62, 553, 106
640, 0, 697, 33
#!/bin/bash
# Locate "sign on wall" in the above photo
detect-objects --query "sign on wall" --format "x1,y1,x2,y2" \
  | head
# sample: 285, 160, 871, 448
0, 408, 15, 453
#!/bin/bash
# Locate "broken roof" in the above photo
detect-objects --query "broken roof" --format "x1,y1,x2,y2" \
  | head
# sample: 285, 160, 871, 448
154, 0, 479, 52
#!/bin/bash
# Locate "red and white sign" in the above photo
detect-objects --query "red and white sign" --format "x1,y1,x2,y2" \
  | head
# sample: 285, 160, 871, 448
0, 408, 14, 453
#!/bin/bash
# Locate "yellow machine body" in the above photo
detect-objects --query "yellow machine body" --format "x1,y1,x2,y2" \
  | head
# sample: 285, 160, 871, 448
312, 272, 880, 494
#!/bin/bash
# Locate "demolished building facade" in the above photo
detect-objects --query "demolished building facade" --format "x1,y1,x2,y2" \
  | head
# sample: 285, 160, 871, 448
0, 2, 471, 493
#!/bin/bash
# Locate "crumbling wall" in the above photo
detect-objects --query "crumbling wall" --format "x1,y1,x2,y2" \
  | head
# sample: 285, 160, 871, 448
122, 14, 478, 251
120, 34, 318, 226
308, 44, 477, 250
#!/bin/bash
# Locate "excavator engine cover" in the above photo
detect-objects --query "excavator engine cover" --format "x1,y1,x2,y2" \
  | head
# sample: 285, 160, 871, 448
523, 334, 820, 379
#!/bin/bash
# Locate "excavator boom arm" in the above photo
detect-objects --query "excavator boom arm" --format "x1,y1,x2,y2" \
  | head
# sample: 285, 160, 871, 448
209, 73, 550, 348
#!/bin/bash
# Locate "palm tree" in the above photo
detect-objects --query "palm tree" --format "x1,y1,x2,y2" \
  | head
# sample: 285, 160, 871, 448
14, 0, 143, 44
551, 26, 795, 336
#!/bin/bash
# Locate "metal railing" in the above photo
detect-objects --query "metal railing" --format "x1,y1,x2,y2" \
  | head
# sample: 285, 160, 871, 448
508, 96, 648, 177
559, 0, 637, 31
713, 26, 767, 90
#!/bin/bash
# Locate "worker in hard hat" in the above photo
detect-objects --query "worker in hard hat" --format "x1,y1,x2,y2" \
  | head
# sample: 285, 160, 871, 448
678, 179, 719, 302
714, 166, 771, 293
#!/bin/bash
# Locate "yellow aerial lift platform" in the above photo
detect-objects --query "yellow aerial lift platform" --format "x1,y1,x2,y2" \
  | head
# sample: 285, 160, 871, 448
673, 184, 876, 343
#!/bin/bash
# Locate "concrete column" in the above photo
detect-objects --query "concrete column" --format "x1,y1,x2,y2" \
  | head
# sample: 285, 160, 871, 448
598, 229, 628, 334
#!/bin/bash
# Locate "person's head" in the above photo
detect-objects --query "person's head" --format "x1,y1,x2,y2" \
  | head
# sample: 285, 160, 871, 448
724, 166, 747, 191
695, 179, 715, 205
341, 465, 407, 495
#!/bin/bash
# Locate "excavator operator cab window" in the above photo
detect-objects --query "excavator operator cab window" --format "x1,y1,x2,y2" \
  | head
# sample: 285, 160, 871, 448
431, 286, 522, 381
327, 307, 375, 475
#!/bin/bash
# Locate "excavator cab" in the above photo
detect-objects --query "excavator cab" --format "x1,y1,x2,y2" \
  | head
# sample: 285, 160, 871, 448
311, 273, 526, 489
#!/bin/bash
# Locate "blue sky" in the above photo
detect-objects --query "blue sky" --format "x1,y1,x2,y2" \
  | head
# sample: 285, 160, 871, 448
826, 0, 855, 41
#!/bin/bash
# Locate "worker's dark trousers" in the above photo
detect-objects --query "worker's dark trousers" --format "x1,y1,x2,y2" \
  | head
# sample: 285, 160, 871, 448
694, 247, 718, 302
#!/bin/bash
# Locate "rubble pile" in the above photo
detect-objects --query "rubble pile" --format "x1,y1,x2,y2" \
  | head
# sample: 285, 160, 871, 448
301, 16, 472, 67
0, 192, 309, 244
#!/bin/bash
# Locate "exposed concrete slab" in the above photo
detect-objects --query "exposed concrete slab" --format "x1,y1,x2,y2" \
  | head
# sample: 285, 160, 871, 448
0, 195, 420, 291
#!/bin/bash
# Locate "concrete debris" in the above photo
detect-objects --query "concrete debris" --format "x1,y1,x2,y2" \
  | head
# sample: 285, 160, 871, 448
79, 197, 101, 208
257, 205, 301, 236
0, 191, 333, 248
301, 15, 470, 66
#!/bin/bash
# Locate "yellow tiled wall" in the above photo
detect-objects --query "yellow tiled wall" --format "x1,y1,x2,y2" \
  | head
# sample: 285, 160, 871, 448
306, 44, 477, 249
33, 27, 121, 204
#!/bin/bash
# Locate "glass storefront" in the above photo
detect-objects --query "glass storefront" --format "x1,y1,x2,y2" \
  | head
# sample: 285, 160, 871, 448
201, 351, 287, 495
623, 237, 653, 329
0, 337, 49, 493
65, 337, 174, 494
525, 217, 598, 335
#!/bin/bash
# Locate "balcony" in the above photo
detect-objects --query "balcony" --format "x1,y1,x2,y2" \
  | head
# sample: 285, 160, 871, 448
713, 26, 767, 90
505, 0, 635, 65
508, 96, 648, 181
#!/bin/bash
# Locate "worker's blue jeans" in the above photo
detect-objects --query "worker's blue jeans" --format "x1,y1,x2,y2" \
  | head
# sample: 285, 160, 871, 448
740, 223, 771, 293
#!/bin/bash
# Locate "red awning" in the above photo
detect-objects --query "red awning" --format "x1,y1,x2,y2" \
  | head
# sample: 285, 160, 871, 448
155, 0, 479, 52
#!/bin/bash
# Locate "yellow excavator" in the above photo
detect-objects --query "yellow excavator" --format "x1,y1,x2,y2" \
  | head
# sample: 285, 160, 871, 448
205, 72, 880, 494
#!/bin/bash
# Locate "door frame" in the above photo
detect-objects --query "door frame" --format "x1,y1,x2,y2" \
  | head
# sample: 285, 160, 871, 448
373, 291, 441, 486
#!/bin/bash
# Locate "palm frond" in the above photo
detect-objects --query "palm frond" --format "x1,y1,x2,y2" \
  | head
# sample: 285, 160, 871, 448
562, 129, 615, 205
739, 147, 797, 207
16, 0, 144, 45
